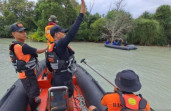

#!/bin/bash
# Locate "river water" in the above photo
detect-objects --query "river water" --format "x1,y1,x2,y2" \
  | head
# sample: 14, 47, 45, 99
0, 38, 171, 110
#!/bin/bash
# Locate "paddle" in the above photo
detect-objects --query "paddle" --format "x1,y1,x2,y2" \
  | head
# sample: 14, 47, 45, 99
80, 58, 116, 87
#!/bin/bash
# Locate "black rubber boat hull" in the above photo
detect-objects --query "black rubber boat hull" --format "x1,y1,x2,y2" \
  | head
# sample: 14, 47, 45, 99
105, 44, 137, 50
0, 79, 28, 111
0, 60, 46, 111
0, 64, 106, 111
75, 65, 107, 111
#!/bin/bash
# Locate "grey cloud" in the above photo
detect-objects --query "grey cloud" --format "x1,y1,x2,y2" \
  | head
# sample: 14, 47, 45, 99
28, 0, 171, 18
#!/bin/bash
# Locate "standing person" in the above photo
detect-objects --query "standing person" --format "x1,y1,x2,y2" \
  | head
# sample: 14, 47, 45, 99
46, 0, 86, 110
9, 23, 47, 111
45, 15, 68, 46
45, 15, 58, 45
101, 70, 151, 111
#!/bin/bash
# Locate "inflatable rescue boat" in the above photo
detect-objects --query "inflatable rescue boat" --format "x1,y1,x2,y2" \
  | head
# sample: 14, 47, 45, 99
0, 64, 107, 111
105, 44, 137, 50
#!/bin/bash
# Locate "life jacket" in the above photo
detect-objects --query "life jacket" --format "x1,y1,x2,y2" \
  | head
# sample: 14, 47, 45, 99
46, 42, 76, 73
116, 90, 147, 111
45, 25, 55, 45
9, 41, 37, 78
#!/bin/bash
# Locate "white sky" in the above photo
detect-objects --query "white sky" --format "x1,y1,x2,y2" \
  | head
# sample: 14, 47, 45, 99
28, 0, 171, 18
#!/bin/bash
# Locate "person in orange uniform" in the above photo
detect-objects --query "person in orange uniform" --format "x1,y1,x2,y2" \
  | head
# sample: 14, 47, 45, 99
45, 15, 68, 46
101, 70, 151, 111
9, 23, 47, 111
45, 15, 58, 45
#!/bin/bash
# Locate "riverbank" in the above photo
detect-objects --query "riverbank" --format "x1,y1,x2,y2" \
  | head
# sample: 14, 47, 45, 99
1, 37, 170, 48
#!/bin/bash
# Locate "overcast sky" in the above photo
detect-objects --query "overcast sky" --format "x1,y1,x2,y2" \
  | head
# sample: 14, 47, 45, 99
28, 0, 171, 18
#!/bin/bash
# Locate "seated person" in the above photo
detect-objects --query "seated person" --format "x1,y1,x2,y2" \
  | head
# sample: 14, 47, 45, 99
113, 39, 118, 45
123, 40, 128, 46
101, 70, 151, 111
105, 40, 110, 44
117, 38, 122, 46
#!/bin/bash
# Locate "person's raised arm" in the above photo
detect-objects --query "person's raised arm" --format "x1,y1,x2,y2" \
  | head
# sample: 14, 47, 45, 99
57, 0, 86, 48
36, 47, 48, 54
80, 0, 86, 14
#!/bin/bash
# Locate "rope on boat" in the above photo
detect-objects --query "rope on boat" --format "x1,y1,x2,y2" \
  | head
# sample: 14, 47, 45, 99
74, 86, 87, 111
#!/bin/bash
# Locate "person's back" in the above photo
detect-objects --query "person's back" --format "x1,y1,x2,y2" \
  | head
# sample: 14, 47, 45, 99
101, 70, 151, 111
101, 92, 150, 111
45, 15, 58, 45
105, 40, 109, 44
118, 39, 122, 46
113, 40, 118, 45
45, 23, 55, 44
101, 92, 122, 111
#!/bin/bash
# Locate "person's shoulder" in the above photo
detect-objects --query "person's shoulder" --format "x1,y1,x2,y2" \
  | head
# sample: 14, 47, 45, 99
22, 43, 30, 47
105, 92, 117, 94
103, 92, 118, 97
22, 43, 36, 51
101, 92, 119, 101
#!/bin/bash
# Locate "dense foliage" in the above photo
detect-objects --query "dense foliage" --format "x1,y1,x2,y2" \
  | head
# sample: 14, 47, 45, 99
129, 18, 167, 45
154, 5, 171, 44
0, 0, 171, 46
103, 10, 133, 43
0, 0, 35, 37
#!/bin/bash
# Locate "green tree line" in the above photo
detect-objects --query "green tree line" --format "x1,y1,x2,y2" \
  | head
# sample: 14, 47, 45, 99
0, 0, 171, 46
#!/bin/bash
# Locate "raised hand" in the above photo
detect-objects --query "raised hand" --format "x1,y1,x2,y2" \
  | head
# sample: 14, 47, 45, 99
80, 0, 86, 14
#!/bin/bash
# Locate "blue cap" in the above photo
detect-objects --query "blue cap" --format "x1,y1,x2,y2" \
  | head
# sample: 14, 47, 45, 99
10, 23, 26, 32
50, 25, 68, 37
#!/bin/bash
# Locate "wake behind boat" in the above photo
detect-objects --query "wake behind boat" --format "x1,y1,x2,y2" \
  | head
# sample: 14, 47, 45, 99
0, 63, 106, 111
105, 44, 137, 50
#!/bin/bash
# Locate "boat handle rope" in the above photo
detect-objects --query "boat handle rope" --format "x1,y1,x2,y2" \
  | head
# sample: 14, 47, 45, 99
80, 58, 116, 87
73, 86, 87, 111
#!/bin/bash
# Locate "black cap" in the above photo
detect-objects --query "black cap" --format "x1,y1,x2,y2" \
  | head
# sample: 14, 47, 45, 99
10, 23, 26, 32
50, 25, 68, 37
115, 70, 141, 92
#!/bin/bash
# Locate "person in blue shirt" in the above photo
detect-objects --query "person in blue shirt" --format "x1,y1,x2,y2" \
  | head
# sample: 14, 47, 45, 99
105, 39, 110, 44
113, 39, 118, 45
